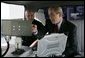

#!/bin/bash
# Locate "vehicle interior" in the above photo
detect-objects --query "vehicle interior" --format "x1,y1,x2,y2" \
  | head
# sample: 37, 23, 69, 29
1, 1, 84, 57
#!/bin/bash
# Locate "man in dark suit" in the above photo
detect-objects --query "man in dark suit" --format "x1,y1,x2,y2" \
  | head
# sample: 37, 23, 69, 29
22, 8, 45, 47
32, 6, 79, 57
45, 6, 79, 57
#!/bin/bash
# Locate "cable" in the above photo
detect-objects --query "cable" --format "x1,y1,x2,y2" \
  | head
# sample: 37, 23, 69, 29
1, 36, 10, 57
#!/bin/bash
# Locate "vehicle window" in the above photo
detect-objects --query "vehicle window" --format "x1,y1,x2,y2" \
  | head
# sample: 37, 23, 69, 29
1, 2, 24, 20
62, 5, 84, 20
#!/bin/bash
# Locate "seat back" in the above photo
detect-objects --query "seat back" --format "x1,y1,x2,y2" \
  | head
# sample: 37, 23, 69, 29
34, 9, 46, 26
69, 20, 84, 56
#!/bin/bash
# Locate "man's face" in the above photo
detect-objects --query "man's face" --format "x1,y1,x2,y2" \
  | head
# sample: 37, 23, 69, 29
25, 10, 34, 21
48, 9, 62, 24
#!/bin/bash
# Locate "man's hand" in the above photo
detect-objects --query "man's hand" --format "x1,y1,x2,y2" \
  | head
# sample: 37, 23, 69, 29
29, 40, 38, 48
32, 24, 38, 35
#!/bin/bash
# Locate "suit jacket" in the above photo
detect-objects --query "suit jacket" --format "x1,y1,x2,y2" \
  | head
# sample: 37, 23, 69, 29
43, 19, 79, 57
22, 19, 45, 46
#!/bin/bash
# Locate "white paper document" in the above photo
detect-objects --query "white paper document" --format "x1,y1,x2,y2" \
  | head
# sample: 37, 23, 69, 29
37, 33, 68, 57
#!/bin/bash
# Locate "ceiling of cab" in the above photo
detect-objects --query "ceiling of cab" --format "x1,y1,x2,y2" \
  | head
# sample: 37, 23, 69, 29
2, 1, 35, 5
2, 1, 84, 9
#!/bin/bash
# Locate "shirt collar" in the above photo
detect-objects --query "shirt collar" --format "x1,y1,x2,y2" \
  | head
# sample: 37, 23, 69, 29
58, 19, 63, 29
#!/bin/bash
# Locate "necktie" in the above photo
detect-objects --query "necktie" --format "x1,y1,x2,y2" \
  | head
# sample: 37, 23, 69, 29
53, 24, 58, 33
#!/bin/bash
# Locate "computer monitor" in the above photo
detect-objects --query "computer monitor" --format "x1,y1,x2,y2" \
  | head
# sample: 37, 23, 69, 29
1, 20, 32, 36
37, 33, 67, 57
